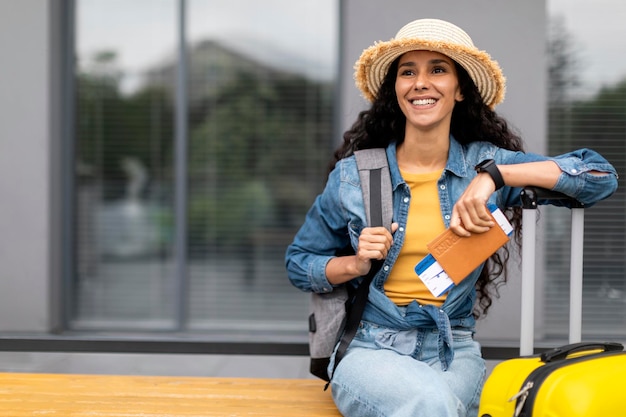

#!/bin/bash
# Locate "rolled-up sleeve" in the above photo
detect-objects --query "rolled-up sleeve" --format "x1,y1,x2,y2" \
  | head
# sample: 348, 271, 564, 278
286, 240, 335, 293
551, 148, 618, 205
495, 147, 618, 207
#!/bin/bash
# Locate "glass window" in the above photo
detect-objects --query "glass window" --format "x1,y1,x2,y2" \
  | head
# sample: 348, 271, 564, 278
71, 0, 338, 339
546, 0, 626, 340
74, 0, 178, 328
184, 0, 337, 339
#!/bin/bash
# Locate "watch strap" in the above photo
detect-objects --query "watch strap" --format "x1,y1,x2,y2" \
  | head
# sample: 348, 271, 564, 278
475, 160, 505, 190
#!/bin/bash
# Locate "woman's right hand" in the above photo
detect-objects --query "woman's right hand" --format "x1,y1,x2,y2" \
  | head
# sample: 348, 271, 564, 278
326, 223, 398, 285
325, 223, 398, 285
354, 223, 399, 275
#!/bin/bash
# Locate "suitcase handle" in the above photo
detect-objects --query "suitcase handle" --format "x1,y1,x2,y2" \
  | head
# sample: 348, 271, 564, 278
541, 342, 623, 362
520, 187, 584, 209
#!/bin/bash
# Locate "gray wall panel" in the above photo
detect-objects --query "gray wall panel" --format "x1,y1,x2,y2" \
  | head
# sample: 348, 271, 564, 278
340, 0, 547, 341
0, 0, 51, 331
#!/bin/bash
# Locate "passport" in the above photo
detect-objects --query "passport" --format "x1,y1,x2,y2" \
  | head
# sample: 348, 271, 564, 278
415, 204, 513, 296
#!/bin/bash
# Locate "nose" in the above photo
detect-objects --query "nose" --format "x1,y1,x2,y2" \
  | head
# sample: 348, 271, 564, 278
414, 73, 428, 90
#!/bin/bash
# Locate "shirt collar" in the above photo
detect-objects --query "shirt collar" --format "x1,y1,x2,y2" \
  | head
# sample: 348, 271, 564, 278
385, 135, 470, 184
445, 136, 471, 178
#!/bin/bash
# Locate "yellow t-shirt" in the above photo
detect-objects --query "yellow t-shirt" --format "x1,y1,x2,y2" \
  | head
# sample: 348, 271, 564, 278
384, 169, 447, 306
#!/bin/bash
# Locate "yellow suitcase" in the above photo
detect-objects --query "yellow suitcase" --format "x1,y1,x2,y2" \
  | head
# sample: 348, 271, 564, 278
478, 342, 626, 416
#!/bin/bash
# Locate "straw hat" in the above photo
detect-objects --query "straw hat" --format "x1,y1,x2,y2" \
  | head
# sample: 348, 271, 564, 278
354, 18, 505, 108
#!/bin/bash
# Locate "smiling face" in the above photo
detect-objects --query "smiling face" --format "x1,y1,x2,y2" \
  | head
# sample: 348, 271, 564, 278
395, 50, 464, 136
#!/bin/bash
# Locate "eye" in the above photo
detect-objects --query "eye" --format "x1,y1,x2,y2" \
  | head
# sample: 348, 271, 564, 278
399, 68, 415, 76
432, 66, 447, 74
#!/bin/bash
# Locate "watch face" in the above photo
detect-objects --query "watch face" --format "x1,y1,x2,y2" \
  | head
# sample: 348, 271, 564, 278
476, 159, 493, 170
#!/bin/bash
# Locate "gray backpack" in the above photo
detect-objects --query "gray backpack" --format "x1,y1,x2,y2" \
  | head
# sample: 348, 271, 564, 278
308, 148, 393, 383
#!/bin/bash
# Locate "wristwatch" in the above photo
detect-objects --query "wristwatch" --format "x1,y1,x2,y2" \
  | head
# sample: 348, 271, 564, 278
475, 159, 505, 190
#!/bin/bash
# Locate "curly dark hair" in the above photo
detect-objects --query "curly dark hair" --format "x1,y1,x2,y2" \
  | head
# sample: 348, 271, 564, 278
332, 57, 525, 318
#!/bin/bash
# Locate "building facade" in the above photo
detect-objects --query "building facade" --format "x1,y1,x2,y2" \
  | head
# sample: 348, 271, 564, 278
1, 0, 624, 356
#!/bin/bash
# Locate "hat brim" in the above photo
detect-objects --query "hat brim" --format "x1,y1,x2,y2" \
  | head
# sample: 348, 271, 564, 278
355, 38, 505, 109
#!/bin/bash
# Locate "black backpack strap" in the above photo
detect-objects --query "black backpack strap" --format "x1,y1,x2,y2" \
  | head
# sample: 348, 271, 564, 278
327, 148, 391, 387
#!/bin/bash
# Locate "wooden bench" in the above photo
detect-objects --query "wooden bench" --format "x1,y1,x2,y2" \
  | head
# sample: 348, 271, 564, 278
0, 373, 341, 416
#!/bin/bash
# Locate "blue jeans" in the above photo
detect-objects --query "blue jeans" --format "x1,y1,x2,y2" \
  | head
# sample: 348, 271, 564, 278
329, 320, 486, 417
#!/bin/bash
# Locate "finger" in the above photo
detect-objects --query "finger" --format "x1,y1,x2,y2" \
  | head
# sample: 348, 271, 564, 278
474, 202, 495, 223
361, 226, 391, 239
359, 235, 394, 260
358, 246, 387, 261
450, 223, 470, 237
466, 207, 494, 229
358, 241, 388, 260
361, 226, 395, 247
450, 209, 471, 237
456, 206, 492, 235
460, 207, 491, 233
360, 236, 392, 252
359, 235, 390, 250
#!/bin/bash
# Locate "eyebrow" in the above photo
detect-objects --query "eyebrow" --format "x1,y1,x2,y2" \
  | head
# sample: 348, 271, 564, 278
399, 58, 453, 68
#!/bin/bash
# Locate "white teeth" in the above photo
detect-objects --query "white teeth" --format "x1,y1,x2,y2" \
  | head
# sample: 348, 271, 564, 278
411, 98, 436, 105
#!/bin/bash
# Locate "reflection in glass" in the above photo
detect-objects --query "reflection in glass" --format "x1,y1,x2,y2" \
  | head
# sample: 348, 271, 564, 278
74, 0, 178, 328
185, 0, 337, 338
72, 0, 338, 337
546, 1, 626, 339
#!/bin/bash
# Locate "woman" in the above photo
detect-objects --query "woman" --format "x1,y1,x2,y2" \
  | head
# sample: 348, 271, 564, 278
285, 18, 618, 417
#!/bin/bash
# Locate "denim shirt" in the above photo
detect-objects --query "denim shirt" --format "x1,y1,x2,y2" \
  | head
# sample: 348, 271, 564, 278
286, 137, 617, 368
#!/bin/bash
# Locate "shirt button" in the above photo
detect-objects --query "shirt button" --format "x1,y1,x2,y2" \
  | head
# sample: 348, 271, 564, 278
403, 197, 410, 203
440, 184, 446, 190
399, 226, 405, 232
383, 265, 390, 271
444, 215, 450, 220
571, 168, 578, 174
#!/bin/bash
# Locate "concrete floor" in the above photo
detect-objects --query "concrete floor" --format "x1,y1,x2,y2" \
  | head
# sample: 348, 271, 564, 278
0, 351, 500, 379
0, 351, 312, 378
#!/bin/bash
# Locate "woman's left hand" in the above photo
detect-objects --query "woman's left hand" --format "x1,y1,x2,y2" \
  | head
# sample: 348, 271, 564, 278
449, 172, 497, 237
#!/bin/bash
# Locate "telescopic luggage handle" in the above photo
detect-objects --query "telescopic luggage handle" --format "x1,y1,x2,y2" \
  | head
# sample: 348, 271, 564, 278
519, 187, 585, 356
